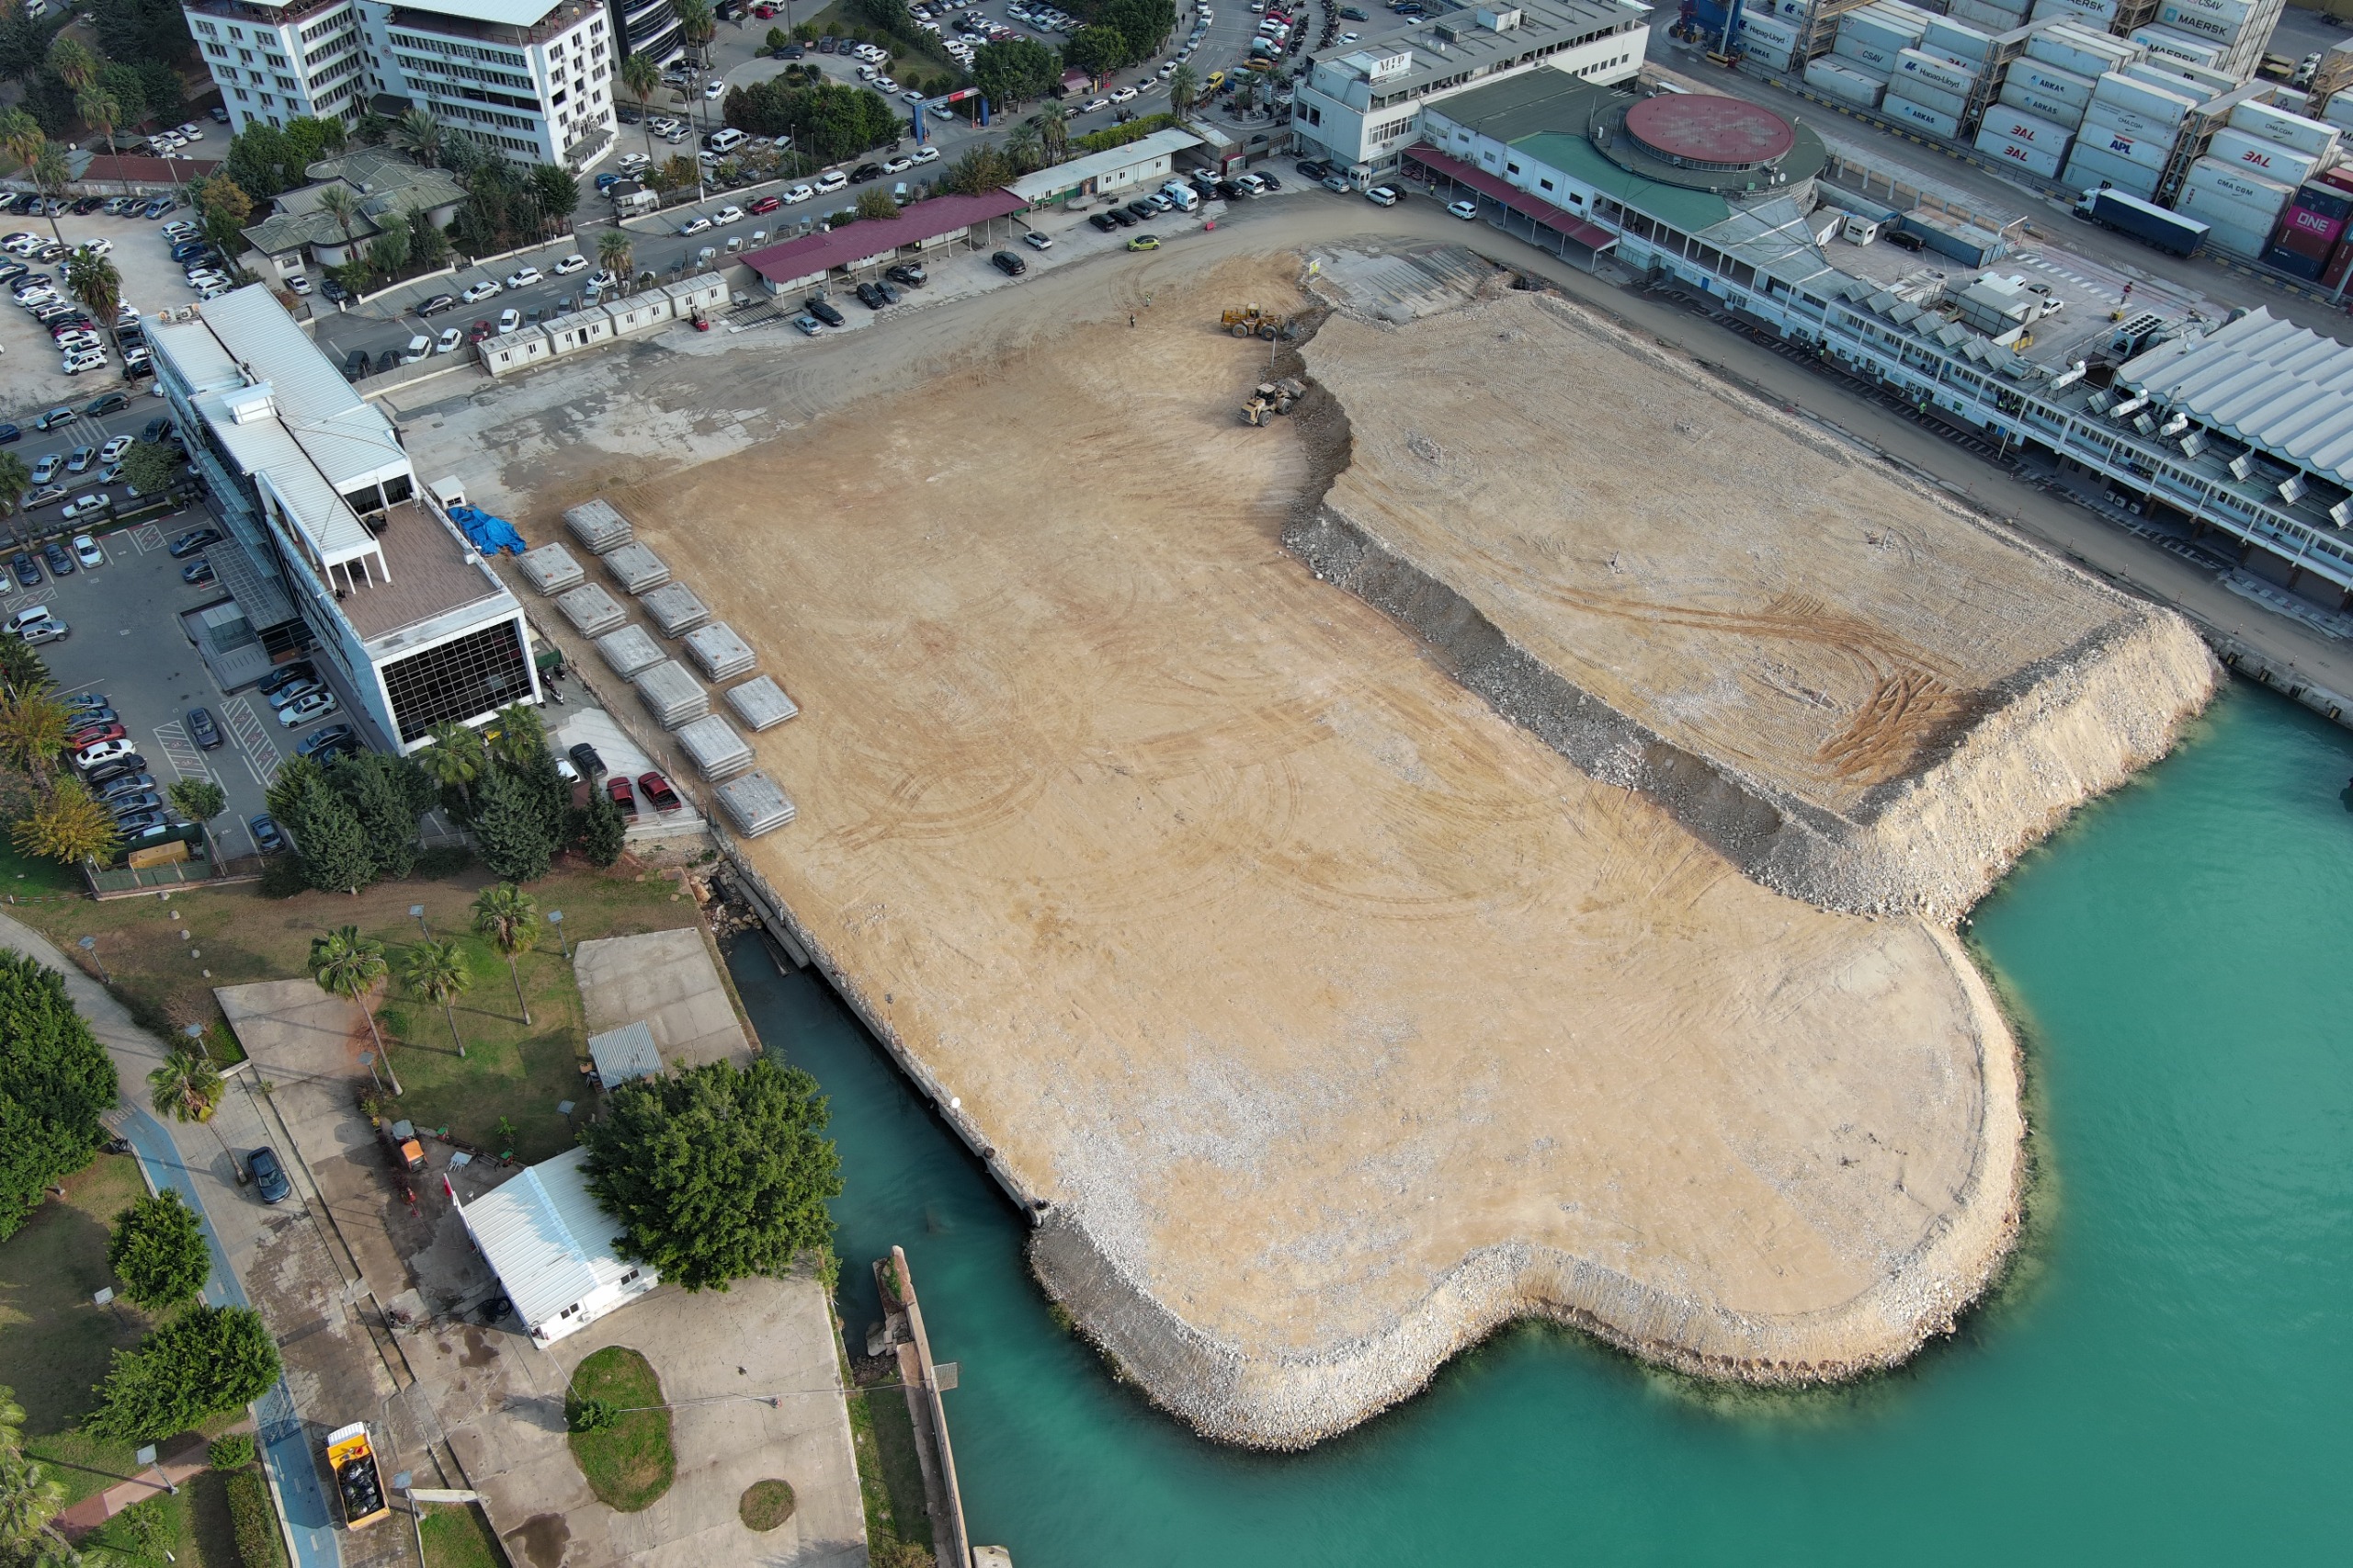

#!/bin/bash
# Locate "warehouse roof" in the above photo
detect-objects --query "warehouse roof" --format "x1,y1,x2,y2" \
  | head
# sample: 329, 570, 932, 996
2118, 306, 2353, 488
455, 1147, 644, 1332
741, 189, 1028, 286
1006, 129, 1203, 202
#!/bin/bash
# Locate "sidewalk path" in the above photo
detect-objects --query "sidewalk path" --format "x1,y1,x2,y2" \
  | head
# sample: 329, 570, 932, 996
0, 911, 344, 1568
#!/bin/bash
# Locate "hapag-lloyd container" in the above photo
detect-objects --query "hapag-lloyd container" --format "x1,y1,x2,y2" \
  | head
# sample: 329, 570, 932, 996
2228, 98, 2345, 158
1895, 47, 1976, 97
1741, 12, 1801, 48
1884, 95, 1963, 138
2206, 127, 2326, 187
2003, 82, 2087, 126
1983, 106, 2076, 147
1975, 127, 2067, 177
2092, 70, 2197, 124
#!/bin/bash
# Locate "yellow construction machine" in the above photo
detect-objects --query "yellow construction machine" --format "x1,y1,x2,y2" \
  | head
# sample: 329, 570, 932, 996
1221, 304, 1290, 339
1241, 378, 1307, 426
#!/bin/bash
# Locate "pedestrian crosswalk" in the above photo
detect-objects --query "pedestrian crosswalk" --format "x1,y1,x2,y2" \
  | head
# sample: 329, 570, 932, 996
223, 695, 279, 788
150, 719, 210, 782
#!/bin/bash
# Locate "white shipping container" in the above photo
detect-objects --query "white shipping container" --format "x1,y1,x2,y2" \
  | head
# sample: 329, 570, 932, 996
2073, 118, 2176, 169
2326, 90, 2353, 132
1895, 47, 1976, 97
1975, 127, 2068, 177
2130, 25, 2223, 67
2198, 213, 2273, 257
1924, 17, 1995, 62
2064, 143, 2164, 196
2176, 191, 2289, 242
2184, 157, 2294, 210
2163, 0, 2254, 28
1947, 0, 2029, 31
1740, 12, 1801, 48
2011, 62, 2097, 108
2092, 72, 2197, 125
2229, 99, 2344, 158
2001, 81, 2089, 127
1884, 94, 1963, 138
1984, 105, 2077, 147
1745, 41, 1796, 72
2081, 97, 2182, 142
1807, 56, 1889, 108
2032, 0, 2121, 26
2126, 58, 2235, 97
2027, 33, 2131, 82
2207, 127, 2327, 186
1836, 33, 1904, 74
2155, 1, 2247, 45
1896, 77, 1972, 119
1843, 11, 1926, 52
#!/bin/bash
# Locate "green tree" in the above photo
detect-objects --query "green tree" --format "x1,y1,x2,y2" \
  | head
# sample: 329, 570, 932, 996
75, 85, 122, 194
0, 449, 27, 527
316, 181, 364, 266
470, 881, 537, 1025
405, 204, 449, 270
622, 51, 662, 165
365, 222, 410, 284
676, 0, 717, 68
282, 765, 373, 893
0, 952, 117, 1241
0, 688, 66, 777
28, 139, 67, 244
107, 1189, 210, 1309
12, 782, 119, 866
1037, 99, 1068, 164
1005, 120, 1042, 174
398, 938, 472, 1058
854, 185, 897, 221
972, 38, 1059, 110
63, 248, 120, 357
394, 105, 443, 168
0, 1385, 69, 1567
167, 778, 228, 825
310, 926, 394, 1090
0, 634, 48, 700
472, 763, 554, 884
582, 1058, 843, 1292
0, 108, 42, 170
329, 752, 422, 881
1062, 25, 1124, 77
528, 164, 578, 234
577, 786, 626, 868
45, 34, 91, 93
415, 719, 485, 812
85, 1305, 281, 1444
119, 439, 177, 500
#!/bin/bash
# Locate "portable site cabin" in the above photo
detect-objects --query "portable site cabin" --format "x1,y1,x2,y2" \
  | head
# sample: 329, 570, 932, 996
450, 1146, 656, 1345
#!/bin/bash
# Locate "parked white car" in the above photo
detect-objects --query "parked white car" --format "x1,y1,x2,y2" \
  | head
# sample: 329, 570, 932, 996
714, 205, 745, 226
553, 253, 588, 274
505, 265, 542, 289
781, 184, 814, 205
461, 279, 502, 302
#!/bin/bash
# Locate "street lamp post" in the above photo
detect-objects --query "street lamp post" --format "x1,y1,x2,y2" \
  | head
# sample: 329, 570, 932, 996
359, 1049, 384, 1096
79, 934, 108, 983
548, 909, 567, 959
412, 903, 429, 937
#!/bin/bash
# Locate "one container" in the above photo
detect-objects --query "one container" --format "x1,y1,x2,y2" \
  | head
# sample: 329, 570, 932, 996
639, 582, 712, 638
682, 621, 756, 681
2206, 128, 2325, 188
2091, 71, 2197, 125
596, 623, 667, 678
2001, 82, 2086, 126
1894, 47, 1976, 98
2270, 201, 2344, 260
2228, 99, 2344, 159
714, 770, 796, 837
676, 714, 755, 782
2064, 142, 2164, 197
2292, 181, 2353, 222
633, 659, 711, 730
1981, 106, 2076, 148
602, 540, 672, 596
724, 675, 800, 732
1924, 17, 1995, 62
562, 499, 633, 555
517, 541, 583, 595
1807, 57, 1888, 108
1893, 78, 1971, 119
555, 583, 627, 637
1975, 126, 2068, 177
1884, 95, 1962, 138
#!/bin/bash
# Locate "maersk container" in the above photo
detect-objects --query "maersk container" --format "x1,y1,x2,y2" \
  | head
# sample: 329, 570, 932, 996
2002, 82, 2086, 126
1836, 33, 1904, 74
1806, 57, 1889, 108
1975, 126, 2068, 177
2092, 71, 2196, 125
2155, 1, 2245, 45
2228, 99, 2345, 159
2131, 25, 2223, 68
2163, 0, 2254, 30
2075, 119, 2175, 169
2291, 181, 2353, 223
2064, 145, 2164, 198
1895, 78, 1972, 119
2032, 0, 2124, 30
2206, 127, 2328, 187
1894, 47, 1976, 97
1884, 94, 1964, 138
1924, 17, 1995, 62
2010, 62, 2097, 108
1982, 106, 2077, 148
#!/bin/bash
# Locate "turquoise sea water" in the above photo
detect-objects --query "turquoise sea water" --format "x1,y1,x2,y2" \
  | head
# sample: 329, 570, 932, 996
727, 683, 2349, 1566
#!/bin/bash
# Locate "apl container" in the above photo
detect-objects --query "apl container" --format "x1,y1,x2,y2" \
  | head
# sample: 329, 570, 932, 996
2075, 119, 2174, 170
1975, 126, 2068, 177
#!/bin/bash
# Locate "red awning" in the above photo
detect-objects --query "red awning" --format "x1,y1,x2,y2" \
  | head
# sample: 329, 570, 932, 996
1403, 145, 1618, 251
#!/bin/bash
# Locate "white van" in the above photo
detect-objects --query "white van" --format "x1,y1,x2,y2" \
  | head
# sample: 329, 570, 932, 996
1162, 179, 1199, 211
399, 334, 431, 364
704, 127, 746, 154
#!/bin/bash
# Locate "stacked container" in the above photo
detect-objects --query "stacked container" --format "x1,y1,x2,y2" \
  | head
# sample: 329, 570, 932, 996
1980, 98, 2080, 178
2154, 0, 2288, 84
1738, 9, 1802, 72
1947, 0, 2029, 35
2131, 25, 2226, 70
2064, 72, 2198, 199
2325, 90, 2353, 135
1809, 55, 1890, 108
2177, 157, 2298, 256
1888, 45, 1980, 138
2264, 180, 2353, 279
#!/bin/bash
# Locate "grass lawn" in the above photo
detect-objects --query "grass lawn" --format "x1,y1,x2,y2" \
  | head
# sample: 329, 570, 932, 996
0, 826, 81, 901
566, 1346, 676, 1512
15, 859, 705, 1162
862, 1386, 934, 1549
419, 1501, 506, 1568
0, 1153, 237, 1566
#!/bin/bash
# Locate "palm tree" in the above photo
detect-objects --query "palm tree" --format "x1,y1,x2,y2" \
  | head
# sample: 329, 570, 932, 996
1169, 62, 1198, 118
309, 926, 397, 1093
622, 52, 661, 165
317, 183, 365, 267
487, 700, 545, 768
75, 86, 122, 196
48, 37, 95, 94
1006, 122, 1042, 174
399, 939, 472, 1058
1037, 101, 1068, 165
597, 226, 634, 282
416, 719, 484, 808
395, 107, 444, 169
0, 451, 28, 526
0, 108, 42, 172
149, 1045, 237, 1170
471, 882, 537, 1027
676, 0, 718, 129
63, 250, 119, 359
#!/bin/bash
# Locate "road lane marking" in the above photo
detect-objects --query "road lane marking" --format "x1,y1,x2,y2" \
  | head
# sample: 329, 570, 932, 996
151, 720, 210, 781
224, 695, 279, 786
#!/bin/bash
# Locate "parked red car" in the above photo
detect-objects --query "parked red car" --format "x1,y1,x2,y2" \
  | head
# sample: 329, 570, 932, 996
469, 319, 493, 344
747, 194, 782, 215
66, 721, 126, 748
638, 771, 682, 814
606, 774, 637, 819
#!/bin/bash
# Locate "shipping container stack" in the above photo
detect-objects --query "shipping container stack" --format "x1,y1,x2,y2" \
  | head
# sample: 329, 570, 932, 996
1885, 16, 1996, 140
2266, 173, 2353, 282
1730, 0, 1881, 75
2145, 0, 2284, 85
2176, 97, 2338, 256
1809, 3, 1934, 111
1979, 24, 2144, 178
1739, 7, 1805, 73
2064, 68, 2200, 198
1947, 0, 2030, 39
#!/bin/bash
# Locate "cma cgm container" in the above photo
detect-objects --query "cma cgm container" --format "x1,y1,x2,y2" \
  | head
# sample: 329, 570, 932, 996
2228, 99, 2344, 159
1976, 126, 2067, 177
2082, 96, 2186, 142
2091, 71, 2198, 126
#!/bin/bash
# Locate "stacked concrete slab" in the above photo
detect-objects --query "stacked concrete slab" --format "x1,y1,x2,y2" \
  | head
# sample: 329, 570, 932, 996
563, 499, 633, 555
634, 659, 711, 730
676, 714, 755, 782
682, 622, 756, 681
640, 583, 712, 638
602, 541, 672, 596
715, 771, 796, 838
556, 583, 628, 637
596, 624, 667, 678
725, 676, 800, 732
517, 541, 583, 595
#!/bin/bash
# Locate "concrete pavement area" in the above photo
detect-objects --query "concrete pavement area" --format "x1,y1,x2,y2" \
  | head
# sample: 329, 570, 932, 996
574, 928, 752, 1072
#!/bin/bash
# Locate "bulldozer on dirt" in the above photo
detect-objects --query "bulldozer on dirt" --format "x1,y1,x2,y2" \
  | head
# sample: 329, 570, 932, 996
1241, 378, 1307, 426
1222, 304, 1290, 339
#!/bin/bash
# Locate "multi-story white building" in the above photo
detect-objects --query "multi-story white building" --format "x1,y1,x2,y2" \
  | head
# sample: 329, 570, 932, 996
1289, 0, 1651, 182
184, 0, 619, 168
610, 0, 685, 68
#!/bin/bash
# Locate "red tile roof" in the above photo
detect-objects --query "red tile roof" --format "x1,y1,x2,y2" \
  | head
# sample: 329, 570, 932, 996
742, 189, 1029, 286
1402, 145, 1618, 250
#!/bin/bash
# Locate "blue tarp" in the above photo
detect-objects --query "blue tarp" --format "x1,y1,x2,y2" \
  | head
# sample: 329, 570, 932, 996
449, 504, 525, 555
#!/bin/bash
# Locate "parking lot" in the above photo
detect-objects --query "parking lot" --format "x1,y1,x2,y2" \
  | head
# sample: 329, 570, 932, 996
0, 195, 236, 411
10, 501, 361, 862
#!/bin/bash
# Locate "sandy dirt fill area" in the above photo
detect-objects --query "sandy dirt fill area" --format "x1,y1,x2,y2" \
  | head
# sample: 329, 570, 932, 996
540, 256, 2022, 1445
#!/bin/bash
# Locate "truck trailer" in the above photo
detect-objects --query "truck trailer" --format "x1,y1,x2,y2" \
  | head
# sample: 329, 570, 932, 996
2074, 187, 2209, 258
